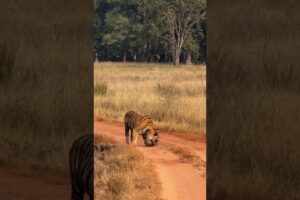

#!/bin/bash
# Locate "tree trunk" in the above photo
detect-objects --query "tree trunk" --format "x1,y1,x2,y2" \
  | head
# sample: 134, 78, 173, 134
122, 51, 127, 62
185, 52, 192, 65
174, 53, 180, 66
173, 46, 181, 66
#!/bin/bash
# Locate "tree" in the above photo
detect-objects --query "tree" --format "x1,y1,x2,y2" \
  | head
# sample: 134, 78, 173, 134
162, 0, 206, 66
93, 0, 206, 64
183, 33, 199, 64
102, 8, 132, 61
134, 0, 165, 62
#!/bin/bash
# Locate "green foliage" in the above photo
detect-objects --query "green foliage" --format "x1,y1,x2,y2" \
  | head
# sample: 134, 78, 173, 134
102, 10, 130, 45
94, 0, 206, 63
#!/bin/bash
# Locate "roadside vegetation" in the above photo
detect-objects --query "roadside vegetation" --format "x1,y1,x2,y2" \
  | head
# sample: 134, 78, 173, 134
94, 135, 162, 200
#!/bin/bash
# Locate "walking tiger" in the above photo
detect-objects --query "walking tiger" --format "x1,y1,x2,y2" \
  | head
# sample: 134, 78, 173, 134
124, 111, 159, 146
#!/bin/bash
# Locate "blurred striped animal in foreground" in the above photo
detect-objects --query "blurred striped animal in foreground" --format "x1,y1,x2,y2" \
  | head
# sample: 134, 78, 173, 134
124, 111, 159, 146
69, 134, 116, 200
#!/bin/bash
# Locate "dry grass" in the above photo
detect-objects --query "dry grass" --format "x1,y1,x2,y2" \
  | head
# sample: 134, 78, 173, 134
207, 1, 300, 199
0, 0, 93, 179
94, 135, 162, 200
94, 62, 206, 135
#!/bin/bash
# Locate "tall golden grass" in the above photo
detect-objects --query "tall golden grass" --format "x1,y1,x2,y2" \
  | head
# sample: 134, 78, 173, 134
207, 1, 300, 199
94, 62, 206, 135
0, 0, 93, 178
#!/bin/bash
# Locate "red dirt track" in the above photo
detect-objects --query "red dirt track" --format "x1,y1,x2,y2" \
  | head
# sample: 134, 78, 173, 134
0, 169, 70, 200
94, 120, 206, 200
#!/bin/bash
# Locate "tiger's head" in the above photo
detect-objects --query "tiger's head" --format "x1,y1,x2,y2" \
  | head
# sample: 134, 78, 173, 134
152, 130, 159, 145
142, 129, 159, 147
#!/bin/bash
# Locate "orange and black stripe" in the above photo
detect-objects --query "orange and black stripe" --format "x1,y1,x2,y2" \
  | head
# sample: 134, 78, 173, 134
69, 134, 94, 200
124, 111, 159, 146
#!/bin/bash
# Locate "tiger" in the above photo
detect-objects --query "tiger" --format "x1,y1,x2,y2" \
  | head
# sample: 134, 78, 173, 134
124, 111, 159, 146
69, 134, 94, 200
69, 134, 116, 200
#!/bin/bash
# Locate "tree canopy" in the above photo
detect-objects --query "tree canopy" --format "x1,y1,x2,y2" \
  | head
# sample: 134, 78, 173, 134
94, 0, 206, 65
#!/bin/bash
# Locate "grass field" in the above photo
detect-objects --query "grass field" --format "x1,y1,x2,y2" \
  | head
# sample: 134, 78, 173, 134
94, 62, 206, 135
94, 135, 161, 200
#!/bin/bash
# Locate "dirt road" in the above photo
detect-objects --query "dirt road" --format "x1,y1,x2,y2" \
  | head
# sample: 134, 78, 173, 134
0, 169, 70, 200
94, 121, 206, 200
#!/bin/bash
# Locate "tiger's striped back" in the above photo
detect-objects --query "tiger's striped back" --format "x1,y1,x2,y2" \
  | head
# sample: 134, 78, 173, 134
69, 134, 94, 200
124, 111, 152, 130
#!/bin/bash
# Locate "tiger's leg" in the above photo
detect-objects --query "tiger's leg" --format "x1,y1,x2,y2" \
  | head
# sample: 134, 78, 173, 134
125, 126, 130, 144
130, 128, 134, 145
131, 129, 139, 146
